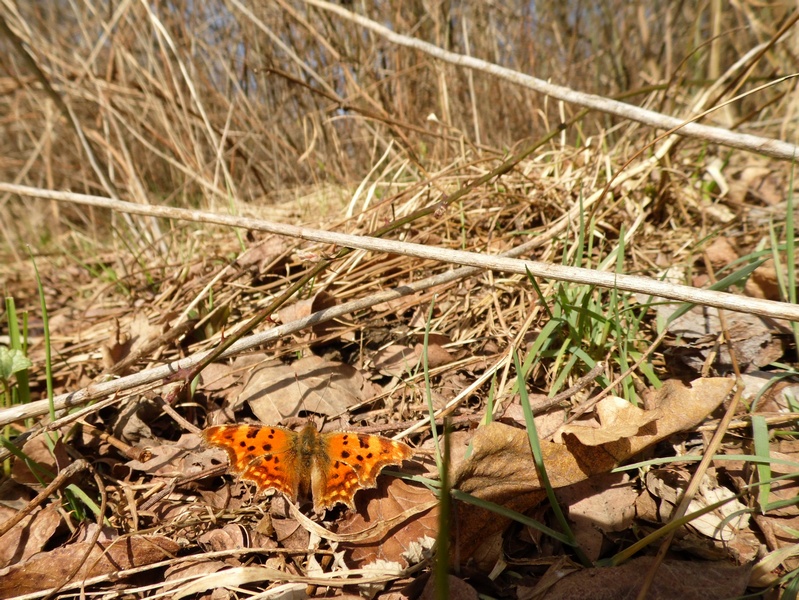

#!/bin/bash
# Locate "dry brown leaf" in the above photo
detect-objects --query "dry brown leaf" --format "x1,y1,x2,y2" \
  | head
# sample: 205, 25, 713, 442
452, 378, 734, 570
412, 332, 451, 346
660, 304, 786, 374
111, 397, 158, 444
200, 354, 264, 393
419, 574, 479, 600
414, 342, 454, 368
558, 396, 662, 445
740, 371, 799, 412
271, 514, 310, 551
451, 422, 556, 571
634, 486, 660, 524
234, 236, 290, 272
558, 378, 735, 466
426, 429, 474, 476
744, 259, 783, 300
373, 340, 455, 378
523, 555, 750, 599
372, 345, 421, 377
11, 436, 72, 487
756, 445, 799, 517
750, 512, 799, 579
236, 355, 363, 422
126, 433, 205, 477
337, 478, 438, 568
413, 333, 456, 366
128, 312, 163, 354
554, 473, 636, 562
646, 471, 748, 542
0, 503, 63, 568
729, 165, 784, 206
276, 290, 340, 338
749, 534, 799, 588
501, 400, 568, 436
705, 237, 739, 267
100, 319, 133, 371
599, 378, 735, 457
0, 534, 180, 596
101, 313, 163, 373
516, 556, 582, 599
197, 524, 246, 552
721, 439, 799, 523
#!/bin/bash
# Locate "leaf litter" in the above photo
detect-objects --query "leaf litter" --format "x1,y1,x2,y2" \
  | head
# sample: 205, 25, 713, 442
1, 160, 794, 598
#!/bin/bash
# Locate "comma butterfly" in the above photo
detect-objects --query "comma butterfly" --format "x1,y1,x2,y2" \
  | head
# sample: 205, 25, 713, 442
202, 422, 413, 512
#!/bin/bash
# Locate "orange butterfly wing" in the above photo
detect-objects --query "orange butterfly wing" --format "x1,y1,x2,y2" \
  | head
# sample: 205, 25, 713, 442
203, 423, 414, 512
202, 424, 302, 502
312, 431, 414, 511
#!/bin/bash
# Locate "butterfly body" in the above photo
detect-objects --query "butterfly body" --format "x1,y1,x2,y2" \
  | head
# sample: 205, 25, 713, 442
203, 422, 413, 512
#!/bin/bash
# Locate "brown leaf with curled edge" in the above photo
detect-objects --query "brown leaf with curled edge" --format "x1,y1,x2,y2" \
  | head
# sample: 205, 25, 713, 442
580, 378, 736, 460
451, 378, 735, 571
558, 396, 662, 446
0, 534, 179, 596
521, 555, 750, 600
337, 477, 438, 569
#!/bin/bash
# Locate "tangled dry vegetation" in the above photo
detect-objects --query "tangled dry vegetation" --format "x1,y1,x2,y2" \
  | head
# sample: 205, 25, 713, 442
2, 1, 799, 599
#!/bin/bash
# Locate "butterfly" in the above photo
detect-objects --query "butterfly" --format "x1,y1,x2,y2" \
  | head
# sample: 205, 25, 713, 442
202, 422, 414, 512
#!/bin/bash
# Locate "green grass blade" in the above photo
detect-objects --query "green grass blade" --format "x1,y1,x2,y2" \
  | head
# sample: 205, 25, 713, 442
28, 251, 56, 422
513, 350, 590, 565
4, 297, 31, 404
752, 415, 772, 512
